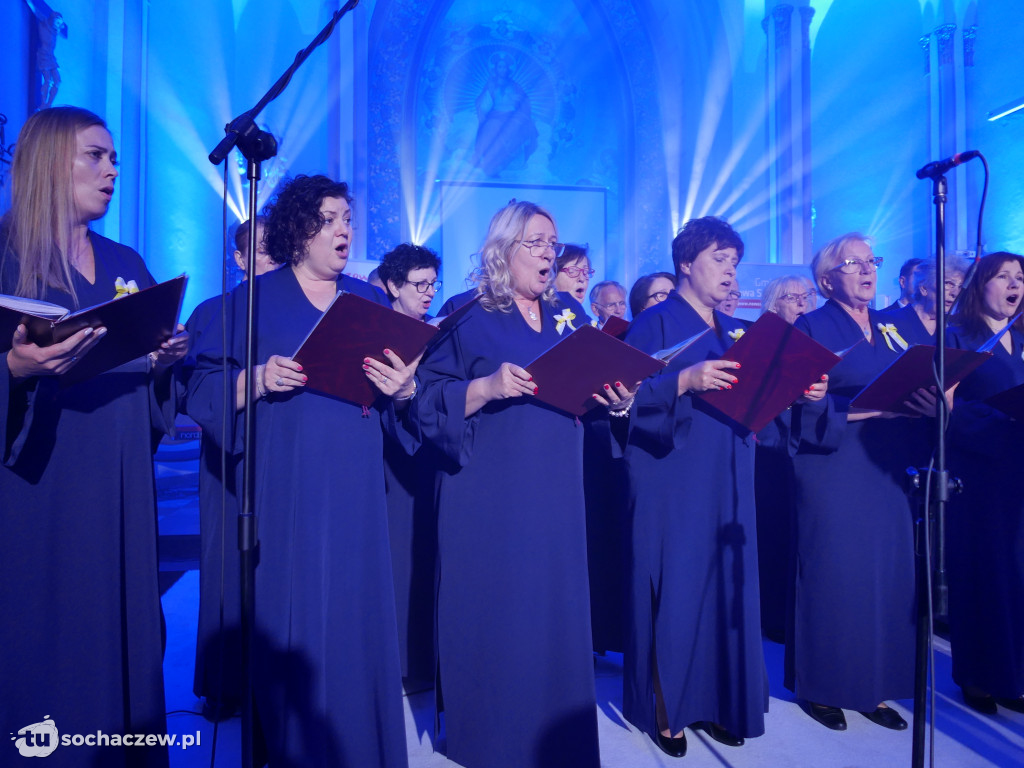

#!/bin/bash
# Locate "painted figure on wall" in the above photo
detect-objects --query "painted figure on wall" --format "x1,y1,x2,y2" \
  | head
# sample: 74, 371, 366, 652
472, 52, 538, 177
24, 0, 67, 110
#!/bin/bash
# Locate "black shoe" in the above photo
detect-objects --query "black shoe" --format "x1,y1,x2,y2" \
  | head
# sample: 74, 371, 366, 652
860, 705, 908, 731
698, 721, 744, 747
963, 689, 998, 715
804, 701, 847, 731
655, 731, 688, 758
995, 696, 1024, 714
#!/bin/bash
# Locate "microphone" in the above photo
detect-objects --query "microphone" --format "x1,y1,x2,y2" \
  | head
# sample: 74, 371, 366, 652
916, 150, 980, 180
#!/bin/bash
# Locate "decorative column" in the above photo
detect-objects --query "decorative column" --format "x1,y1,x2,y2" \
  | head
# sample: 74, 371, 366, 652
763, 2, 814, 264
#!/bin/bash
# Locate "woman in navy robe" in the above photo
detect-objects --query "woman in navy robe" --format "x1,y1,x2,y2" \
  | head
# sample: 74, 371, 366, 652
786, 233, 942, 732
947, 252, 1024, 714
879, 256, 968, 345
624, 217, 813, 758
0, 107, 186, 767
414, 200, 616, 768
754, 275, 818, 642
377, 242, 443, 683
188, 175, 412, 767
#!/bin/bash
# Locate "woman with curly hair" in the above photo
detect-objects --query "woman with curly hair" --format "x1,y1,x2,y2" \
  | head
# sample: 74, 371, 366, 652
414, 200, 618, 768
187, 174, 413, 767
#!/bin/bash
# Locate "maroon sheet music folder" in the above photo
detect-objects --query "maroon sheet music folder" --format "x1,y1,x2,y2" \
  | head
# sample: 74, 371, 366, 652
292, 291, 438, 406
525, 324, 667, 417
696, 312, 842, 433
0, 274, 187, 384
850, 344, 991, 415
599, 315, 630, 340
985, 382, 1024, 421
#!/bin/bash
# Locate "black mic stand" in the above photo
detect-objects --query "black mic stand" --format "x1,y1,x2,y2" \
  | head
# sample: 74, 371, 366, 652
908, 172, 960, 768
205, 3, 359, 764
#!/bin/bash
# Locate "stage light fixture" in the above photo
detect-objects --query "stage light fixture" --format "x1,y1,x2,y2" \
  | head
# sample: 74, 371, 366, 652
987, 96, 1024, 122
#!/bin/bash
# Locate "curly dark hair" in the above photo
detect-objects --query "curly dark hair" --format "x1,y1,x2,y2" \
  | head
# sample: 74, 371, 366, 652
952, 251, 1024, 338
377, 243, 441, 300
671, 216, 744, 278
629, 271, 677, 319
262, 175, 352, 266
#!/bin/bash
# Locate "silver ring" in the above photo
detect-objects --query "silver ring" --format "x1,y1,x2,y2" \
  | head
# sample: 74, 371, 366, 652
70, 355, 78, 363
275, 377, 284, 387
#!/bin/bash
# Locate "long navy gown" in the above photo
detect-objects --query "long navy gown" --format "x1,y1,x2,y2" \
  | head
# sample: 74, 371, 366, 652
414, 297, 600, 768
947, 324, 1024, 699
623, 292, 768, 739
0, 233, 171, 767
187, 266, 408, 768
785, 299, 918, 710
179, 295, 243, 710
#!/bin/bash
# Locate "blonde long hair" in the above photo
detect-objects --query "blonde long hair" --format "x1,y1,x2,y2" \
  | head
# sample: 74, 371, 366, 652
472, 199, 559, 312
1, 106, 106, 304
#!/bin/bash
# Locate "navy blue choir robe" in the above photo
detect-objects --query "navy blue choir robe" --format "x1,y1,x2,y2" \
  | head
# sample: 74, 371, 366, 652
947, 324, 1024, 699
785, 299, 918, 710
754, 414, 796, 644
623, 292, 768, 739
187, 266, 408, 768
0, 233, 171, 767
179, 294, 243, 709
879, 302, 934, 344
384, 311, 439, 683
414, 297, 600, 768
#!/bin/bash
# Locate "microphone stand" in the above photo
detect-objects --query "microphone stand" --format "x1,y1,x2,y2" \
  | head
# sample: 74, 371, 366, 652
205, 3, 359, 764
909, 173, 957, 768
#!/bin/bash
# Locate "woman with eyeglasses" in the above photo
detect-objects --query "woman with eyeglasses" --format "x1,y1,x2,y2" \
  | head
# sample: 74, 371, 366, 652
414, 200, 616, 768
946, 252, 1024, 715
376, 243, 442, 684
880, 256, 969, 342
785, 233, 944, 733
753, 274, 819, 642
554, 242, 594, 307
628, 271, 677, 319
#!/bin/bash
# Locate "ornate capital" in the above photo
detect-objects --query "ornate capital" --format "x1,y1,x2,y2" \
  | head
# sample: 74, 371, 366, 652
762, 5, 794, 47
934, 23, 957, 67
919, 33, 931, 75
963, 25, 977, 67
798, 6, 815, 51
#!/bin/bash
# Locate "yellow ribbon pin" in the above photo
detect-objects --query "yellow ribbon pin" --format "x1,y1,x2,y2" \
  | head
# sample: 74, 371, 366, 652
877, 323, 909, 352
554, 309, 577, 335
728, 328, 745, 341
114, 277, 140, 298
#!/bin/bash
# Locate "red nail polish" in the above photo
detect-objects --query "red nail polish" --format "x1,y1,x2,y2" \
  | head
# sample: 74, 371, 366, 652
726, 384, 732, 389
735, 363, 741, 369
533, 386, 539, 394
302, 376, 308, 382
296, 365, 303, 372
592, 394, 600, 400
604, 384, 611, 390
362, 364, 369, 370
821, 375, 827, 381
383, 348, 391, 355
615, 381, 622, 388
364, 358, 371, 364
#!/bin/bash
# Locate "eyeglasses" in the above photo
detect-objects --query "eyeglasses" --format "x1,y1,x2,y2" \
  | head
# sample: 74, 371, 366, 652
517, 239, 566, 259
559, 265, 595, 279
408, 280, 442, 294
725, 290, 741, 300
779, 290, 816, 304
646, 291, 671, 303
833, 256, 883, 274
597, 300, 627, 310
943, 279, 963, 292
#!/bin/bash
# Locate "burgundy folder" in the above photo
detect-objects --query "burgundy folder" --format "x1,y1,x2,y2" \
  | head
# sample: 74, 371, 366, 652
292, 291, 438, 406
696, 312, 842, 433
1, 274, 187, 384
525, 324, 667, 417
599, 315, 630, 340
850, 344, 991, 415
985, 382, 1024, 421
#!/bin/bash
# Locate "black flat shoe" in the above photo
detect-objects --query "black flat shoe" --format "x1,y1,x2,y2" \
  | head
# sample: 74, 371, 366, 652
698, 721, 744, 747
655, 731, 688, 758
804, 701, 847, 730
861, 705, 908, 730
963, 689, 998, 715
995, 696, 1024, 714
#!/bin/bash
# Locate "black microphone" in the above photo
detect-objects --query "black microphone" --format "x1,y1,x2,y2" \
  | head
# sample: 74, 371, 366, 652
916, 150, 981, 180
